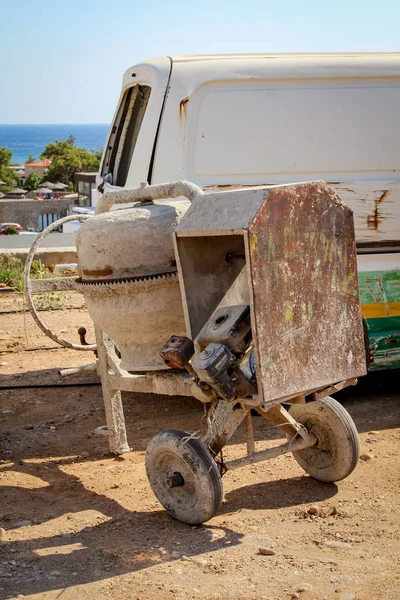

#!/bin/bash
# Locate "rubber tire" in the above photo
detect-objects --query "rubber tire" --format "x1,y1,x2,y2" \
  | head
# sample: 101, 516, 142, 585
289, 397, 360, 482
145, 429, 222, 525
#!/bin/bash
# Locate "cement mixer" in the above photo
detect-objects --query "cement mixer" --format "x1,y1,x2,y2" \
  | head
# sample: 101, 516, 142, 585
24, 180, 367, 525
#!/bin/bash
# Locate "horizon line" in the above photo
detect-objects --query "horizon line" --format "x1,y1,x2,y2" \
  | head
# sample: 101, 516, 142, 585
0, 123, 110, 126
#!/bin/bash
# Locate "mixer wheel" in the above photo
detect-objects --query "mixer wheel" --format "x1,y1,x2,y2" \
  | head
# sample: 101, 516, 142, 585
289, 397, 360, 482
145, 429, 222, 524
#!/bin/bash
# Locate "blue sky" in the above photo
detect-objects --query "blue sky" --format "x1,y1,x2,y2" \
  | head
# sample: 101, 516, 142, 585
0, 0, 399, 124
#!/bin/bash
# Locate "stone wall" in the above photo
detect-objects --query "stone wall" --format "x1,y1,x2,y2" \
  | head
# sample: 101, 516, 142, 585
0, 198, 72, 230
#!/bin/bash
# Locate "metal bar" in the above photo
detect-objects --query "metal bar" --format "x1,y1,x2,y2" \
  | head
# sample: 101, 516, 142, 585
225, 435, 316, 471
30, 277, 80, 293
256, 403, 306, 439
245, 411, 255, 454
96, 329, 130, 454
107, 371, 194, 396
201, 400, 248, 457
289, 394, 306, 404
58, 363, 97, 377
315, 378, 358, 400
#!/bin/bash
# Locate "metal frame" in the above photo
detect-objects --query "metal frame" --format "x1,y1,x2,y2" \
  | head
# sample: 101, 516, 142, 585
93, 329, 357, 471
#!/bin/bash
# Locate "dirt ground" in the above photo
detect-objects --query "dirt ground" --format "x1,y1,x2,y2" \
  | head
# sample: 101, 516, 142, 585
0, 292, 399, 600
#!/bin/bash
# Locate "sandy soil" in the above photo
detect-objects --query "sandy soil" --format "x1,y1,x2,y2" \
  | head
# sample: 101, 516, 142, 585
0, 292, 399, 600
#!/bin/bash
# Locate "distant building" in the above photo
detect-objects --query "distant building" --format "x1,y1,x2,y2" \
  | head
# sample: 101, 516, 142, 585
74, 172, 97, 207
9, 165, 25, 185
24, 159, 52, 179
10, 165, 25, 176
0, 197, 72, 231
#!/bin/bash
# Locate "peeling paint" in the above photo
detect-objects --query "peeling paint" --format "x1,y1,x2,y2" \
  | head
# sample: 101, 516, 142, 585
204, 181, 400, 245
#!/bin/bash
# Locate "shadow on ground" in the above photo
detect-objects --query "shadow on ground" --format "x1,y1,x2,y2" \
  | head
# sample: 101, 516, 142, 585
0, 454, 338, 599
0, 369, 398, 597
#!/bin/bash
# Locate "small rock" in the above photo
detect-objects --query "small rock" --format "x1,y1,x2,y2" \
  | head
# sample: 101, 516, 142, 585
0, 528, 7, 541
319, 557, 334, 564
49, 425, 56, 431
23, 425, 34, 430
291, 594, 301, 600
2, 410, 14, 415
0, 362, 8, 366
331, 506, 338, 515
307, 505, 319, 515
258, 547, 276, 556
324, 540, 352, 549
360, 453, 373, 461
296, 583, 313, 592
14, 521, 32, 528
81, 451, 90, 458
192, 557, 208, 567
172, 551, 181, 559
339, 594, 356, 600
368, 431, 379, 435
49, 570, 61, 577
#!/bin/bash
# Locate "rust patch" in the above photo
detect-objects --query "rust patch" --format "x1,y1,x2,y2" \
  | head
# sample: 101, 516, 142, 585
248, 181, 366, 402
82, 266, 113, 277
179, 96, 189, 119
367, 189, 389, 230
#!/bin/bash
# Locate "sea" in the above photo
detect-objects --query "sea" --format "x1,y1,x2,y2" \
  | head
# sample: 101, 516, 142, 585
0, 124, 110, 164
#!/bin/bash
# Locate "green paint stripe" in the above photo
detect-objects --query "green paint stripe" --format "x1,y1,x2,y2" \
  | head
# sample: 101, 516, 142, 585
358, 268, 400, 304
364, 315, 400, 334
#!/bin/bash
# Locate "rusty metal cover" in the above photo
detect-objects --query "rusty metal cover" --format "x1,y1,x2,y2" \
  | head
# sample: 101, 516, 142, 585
175, 181, 367, 406
247, 181, 366, 403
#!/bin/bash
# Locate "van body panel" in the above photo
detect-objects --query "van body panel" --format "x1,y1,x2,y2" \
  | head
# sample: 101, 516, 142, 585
152, 54, 400, 244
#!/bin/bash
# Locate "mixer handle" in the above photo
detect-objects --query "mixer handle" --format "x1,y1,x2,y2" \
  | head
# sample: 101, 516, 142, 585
24, 215, 97, 352
95, 180, 204, 215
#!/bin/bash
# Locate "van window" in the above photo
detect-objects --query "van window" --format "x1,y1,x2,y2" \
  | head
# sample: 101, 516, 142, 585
187, 81, 400, 183
101, 85, 151, 186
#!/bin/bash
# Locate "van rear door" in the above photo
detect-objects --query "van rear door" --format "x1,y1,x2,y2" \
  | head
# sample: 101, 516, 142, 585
100, 57, 171, 189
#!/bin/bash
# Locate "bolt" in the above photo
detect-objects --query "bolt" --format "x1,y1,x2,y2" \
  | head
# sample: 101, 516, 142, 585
166, 472, 185, 488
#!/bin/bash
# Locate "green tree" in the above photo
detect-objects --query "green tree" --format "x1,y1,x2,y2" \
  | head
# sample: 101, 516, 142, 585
24, 172, 43, 191
0, 147, 18, 190
26, 153, 36, 163
40, 138, 101, 187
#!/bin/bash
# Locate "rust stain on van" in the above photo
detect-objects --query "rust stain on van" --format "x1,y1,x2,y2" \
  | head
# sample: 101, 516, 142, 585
179, 96, 189, 120
367, 189, 389, 230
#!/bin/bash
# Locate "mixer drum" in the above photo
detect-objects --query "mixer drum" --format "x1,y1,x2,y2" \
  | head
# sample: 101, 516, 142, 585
76, 199, 190, 371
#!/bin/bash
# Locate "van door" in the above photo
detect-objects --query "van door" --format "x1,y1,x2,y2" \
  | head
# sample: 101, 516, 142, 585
100, 57, 171, 189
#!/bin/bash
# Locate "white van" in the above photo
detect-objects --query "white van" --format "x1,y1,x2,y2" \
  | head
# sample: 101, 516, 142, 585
99, 53, 400, 370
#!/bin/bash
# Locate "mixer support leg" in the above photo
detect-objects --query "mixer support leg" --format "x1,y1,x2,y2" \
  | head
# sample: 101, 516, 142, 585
96, 328, 130, 454
201, 400, 248, 457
